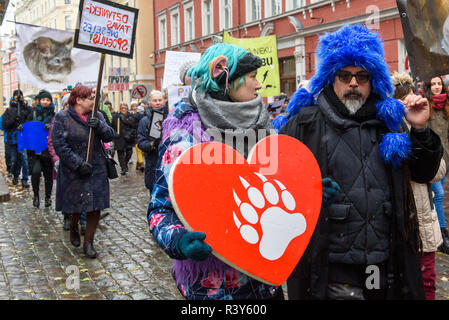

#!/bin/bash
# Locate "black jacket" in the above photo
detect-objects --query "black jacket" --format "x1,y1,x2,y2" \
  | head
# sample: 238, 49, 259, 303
2, 100, 34, 144
137, 107, 168, 190
112, 112, 138, 150
281, 90, 442, 300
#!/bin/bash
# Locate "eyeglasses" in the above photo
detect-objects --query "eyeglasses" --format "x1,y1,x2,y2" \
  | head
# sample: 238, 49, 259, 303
85, 96, 95, 101
336, 71, 371, 84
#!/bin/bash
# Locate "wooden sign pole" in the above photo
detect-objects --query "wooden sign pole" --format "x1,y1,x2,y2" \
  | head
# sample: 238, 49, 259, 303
86, 52, 106, 164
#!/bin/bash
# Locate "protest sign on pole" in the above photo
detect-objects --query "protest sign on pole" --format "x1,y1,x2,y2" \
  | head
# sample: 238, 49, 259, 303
397, 0, 449, 81
74, 0, 139, 164
74, 0, 139, 58
223, 31, 280, 97
15, 22, 101, 91
162, 51, 201, 89
108, 67, 130, 91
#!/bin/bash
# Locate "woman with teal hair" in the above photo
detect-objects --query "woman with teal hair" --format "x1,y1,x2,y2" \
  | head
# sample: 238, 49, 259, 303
146, 43, 284, 300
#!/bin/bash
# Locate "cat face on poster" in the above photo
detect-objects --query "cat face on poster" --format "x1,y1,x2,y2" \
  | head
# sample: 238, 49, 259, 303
23, 37, 74, 83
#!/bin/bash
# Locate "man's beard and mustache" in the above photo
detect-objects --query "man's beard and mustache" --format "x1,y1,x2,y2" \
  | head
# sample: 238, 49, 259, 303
341, 89, 367, 114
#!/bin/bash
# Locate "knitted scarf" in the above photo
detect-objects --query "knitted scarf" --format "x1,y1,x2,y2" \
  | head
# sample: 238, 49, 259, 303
35, 105, 55, 124
195, 89, 273, 158
432, 93, 447, 110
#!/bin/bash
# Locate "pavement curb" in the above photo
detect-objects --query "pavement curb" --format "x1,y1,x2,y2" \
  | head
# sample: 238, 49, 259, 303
0, 173, 10, 202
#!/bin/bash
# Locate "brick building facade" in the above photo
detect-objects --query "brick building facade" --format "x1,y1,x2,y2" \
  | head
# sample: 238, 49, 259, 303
153, 0, 408, 98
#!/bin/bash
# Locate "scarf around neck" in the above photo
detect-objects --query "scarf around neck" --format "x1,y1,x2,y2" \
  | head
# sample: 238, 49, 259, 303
432, 93, 447, 110
194, 89, 273, 158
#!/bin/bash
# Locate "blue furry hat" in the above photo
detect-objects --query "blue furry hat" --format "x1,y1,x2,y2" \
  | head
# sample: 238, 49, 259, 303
274, 24, 410, 167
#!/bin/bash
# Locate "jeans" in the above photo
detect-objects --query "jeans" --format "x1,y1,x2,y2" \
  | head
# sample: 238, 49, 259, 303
21, 150, 28, 182
7, 144, 21, 179
4, 143, 13, 174
432, 176, 446, 228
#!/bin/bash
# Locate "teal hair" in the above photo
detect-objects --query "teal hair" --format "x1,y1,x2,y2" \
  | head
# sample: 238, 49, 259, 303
187, 43, 249, 93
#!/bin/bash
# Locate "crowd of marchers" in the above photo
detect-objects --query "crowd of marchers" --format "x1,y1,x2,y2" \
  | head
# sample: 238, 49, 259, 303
3, 23, 449, 300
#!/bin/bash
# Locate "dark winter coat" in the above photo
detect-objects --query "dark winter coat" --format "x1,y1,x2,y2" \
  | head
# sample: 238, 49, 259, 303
112, 112, 137, 150
137, 107, 168, 190
281, 91, 442, 300
51, 106, 115, 214
1, 100, 33, 144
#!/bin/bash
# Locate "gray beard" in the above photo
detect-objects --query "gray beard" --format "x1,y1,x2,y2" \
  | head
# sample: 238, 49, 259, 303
343, 98, 364, 115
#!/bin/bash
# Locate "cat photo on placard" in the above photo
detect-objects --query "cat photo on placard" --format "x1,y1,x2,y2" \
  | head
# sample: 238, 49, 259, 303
16, 23, 101, 91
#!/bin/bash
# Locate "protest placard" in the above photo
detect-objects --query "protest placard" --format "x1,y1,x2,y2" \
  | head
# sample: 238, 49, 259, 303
16, 23, 100, 91
108, 67, 130, 91
162, 51, 201, 89
223, 31, 280, 97
167, 85, 192, 110
74, 0, 139, 58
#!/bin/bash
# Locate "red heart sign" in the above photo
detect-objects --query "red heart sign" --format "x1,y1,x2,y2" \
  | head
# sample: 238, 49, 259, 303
168, 134, 322, 286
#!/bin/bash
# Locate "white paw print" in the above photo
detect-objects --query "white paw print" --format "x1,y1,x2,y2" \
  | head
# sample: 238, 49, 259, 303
233, 173, 306, 261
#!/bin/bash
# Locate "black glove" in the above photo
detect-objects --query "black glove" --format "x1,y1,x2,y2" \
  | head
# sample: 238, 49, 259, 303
44, 123, 51, 131
16, 124, 23, 131
87, 117, 100, 130
77, 162, 93, 177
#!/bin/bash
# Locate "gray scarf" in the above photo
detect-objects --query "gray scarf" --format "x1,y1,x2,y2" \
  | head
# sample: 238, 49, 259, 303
194, 89, 274, 158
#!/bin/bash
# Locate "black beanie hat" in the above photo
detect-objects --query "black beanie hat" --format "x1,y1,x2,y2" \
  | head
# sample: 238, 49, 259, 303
13, 89, 23, 97
216, 52, 263, 86
38, 90, 53, 102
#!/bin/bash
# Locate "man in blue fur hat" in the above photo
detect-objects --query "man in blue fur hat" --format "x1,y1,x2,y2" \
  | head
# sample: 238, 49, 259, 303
276, 24, 443, 300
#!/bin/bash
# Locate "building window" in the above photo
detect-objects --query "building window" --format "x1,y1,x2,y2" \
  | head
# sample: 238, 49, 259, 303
265, 0, 282, 17
220, 0, 232, 30
184, 1, 195, 41
65, 16, 72, 30
286, 0, 305, 10
280, 57, 296, 97
158, 14, 167, 48
246, 0, 261, 22
202, 0, 213, 36
170, 8, 180, 46
65, 0, 71, 4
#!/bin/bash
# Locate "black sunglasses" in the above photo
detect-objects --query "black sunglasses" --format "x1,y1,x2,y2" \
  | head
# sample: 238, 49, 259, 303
336, 71, 371, 84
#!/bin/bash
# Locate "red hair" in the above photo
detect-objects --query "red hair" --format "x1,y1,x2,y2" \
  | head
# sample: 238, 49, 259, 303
68, 85, 92, 107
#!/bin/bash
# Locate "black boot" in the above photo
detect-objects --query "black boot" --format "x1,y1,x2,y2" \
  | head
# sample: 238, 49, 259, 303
83, 241, 97, 259
83, 211, 100, 259
33, 195, 40, 208
439, 228, 449, 254
45, 197, 52, 208
69, 214, 81, 247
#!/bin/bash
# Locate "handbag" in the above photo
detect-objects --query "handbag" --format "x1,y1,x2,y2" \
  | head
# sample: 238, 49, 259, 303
101, 144, 118, 179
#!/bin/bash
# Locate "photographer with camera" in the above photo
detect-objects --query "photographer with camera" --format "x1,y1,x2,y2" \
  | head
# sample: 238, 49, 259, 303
1, 89, 33, 186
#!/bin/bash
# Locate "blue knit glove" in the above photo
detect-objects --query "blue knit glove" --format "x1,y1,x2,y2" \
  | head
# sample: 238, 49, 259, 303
177, 231, 212, 261
322, 177, 341, 208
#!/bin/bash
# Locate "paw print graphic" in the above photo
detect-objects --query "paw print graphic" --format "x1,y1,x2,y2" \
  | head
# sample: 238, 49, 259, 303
232, 173, 307, 261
